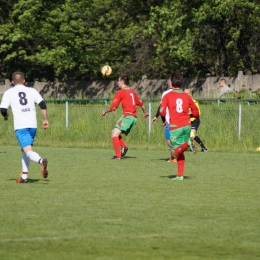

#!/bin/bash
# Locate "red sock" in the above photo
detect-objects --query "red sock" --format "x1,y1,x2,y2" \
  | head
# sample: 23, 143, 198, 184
112, 137, 121, 158
177, 153, 185, 177
174, 142, 188, 157
119, 135, 126, 148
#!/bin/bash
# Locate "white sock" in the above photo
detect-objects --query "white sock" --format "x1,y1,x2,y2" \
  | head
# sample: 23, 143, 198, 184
26, 151, 42, 164
22, 151, 30, 172
22, 173, 28, 180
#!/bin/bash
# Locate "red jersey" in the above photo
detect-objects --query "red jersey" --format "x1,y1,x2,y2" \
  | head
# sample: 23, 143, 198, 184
160, 89, 199, 130
110, 87, 144, 117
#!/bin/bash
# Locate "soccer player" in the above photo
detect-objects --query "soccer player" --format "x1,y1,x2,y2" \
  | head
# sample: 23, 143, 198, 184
160, 71, 199, 180
152, 80, 177, 162
0, 71, 49, 183
184, 89, 208, 152
102, 75, 149, 159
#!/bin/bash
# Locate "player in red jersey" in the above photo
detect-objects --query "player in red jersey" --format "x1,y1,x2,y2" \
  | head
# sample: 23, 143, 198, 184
160, 71, 199, 180
102, 75, 149, 159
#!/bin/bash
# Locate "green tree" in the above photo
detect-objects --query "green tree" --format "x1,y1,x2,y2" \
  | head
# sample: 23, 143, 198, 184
0, 0, 161, 80
146, 0, 260, 77
1, 0, 260, 80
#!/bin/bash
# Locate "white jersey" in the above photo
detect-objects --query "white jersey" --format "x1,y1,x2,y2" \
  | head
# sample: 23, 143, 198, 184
161, 89, 172, 124
0, 85, 43, 130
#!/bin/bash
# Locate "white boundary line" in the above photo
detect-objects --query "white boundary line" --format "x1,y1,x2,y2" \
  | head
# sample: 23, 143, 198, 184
0, 233, 168, 243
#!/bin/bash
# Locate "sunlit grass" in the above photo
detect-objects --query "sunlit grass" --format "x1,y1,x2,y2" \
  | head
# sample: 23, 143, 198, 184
0, 146, 260, 259
0, 101, 260, 152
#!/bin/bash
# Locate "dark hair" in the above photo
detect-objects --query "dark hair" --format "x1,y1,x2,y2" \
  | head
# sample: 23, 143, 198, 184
170, 71, 183, 88
120, 75, 129, 86
220, 78, 226, 83
12, 71, 25, 84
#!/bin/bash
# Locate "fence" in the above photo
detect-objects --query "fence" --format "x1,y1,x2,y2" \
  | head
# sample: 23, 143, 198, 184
0, 100, 259, 151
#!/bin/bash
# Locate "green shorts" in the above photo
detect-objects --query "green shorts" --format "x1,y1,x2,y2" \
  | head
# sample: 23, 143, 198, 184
115, 115, 137, 136
169, 126, 191, 149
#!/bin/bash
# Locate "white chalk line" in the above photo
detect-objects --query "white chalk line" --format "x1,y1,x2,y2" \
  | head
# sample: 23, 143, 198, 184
1, 232, 258, 243
0, 233, 167, 243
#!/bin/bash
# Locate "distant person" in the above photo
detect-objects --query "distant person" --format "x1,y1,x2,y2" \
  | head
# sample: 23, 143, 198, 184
152, 80, 176, 162
102, 75, 149, 159
184, 89, 208, 152
160, 71, 199, 181
217, 78, 230, 97
0, 71, 49, 183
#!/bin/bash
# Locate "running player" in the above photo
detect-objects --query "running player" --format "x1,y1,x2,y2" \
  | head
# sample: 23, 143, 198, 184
184, 89, 208, 152
0, 71, 49, 183
160, 71, 199, 180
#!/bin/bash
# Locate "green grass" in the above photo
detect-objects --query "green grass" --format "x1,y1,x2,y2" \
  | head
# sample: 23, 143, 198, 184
1, 102, 260, 151
1, 146, 260, 259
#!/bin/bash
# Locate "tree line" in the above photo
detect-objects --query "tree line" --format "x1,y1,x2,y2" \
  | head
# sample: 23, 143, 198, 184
0, 0, 259, 81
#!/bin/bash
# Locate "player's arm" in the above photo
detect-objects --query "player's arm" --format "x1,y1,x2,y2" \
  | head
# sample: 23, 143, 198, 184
152, 105, 160, 123
0, 108, 8, 120
189, 100, 200, 121
159, 96, 168, 125
102, 92, 120, 116
0, 93, 10, 120
38, 100, 49, 129
102, 108, 113, 116
135, 93, 148, 118
189, 98, 199, 119
140, 103, 149, 118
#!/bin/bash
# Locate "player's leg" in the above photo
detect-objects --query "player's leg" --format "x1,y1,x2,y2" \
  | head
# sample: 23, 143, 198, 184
15, 128, 48, 182
175, 153, 185, 180
191, 119, 208, 152
194, 135, 208, 152
23, 145, 48, 179
112, 115, 127, 159
121, 116, 137, 157
165, 124, 176, 162
119, 135, 126, 149
170, 126, 190, 180
113, 116, 137, 159
21, 149, 30, 181
170, 127, 189, 157
111, 127, 122, 159
119, 135, 128, 157
190, 129, 196, 139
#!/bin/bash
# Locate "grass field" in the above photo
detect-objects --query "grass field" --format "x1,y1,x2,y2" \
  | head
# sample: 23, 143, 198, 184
0, 146, 260, 260
1, 102, 260, 152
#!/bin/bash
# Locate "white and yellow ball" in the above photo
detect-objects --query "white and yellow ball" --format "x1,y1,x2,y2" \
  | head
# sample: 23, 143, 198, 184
256, 147, 260, 151
101, 65, 112, 76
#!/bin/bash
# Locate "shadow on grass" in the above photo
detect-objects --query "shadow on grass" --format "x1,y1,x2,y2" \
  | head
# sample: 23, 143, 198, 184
122, 156, 137, 159
110, 156, 137, 159
7, 178, 50, 184
160, 175, 196, 180
158, 158, 170, 162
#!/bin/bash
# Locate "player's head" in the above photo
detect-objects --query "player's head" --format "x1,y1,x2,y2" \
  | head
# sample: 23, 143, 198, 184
118, 75, 129, 88
184, 89, 192, 96
170, 71, 183, 88
219, 78, 226, 86
12, 72, 25, 85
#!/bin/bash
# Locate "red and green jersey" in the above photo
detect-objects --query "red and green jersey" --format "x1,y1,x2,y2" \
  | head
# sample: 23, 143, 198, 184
110, 87, 144, 117
160, 89, 199, 130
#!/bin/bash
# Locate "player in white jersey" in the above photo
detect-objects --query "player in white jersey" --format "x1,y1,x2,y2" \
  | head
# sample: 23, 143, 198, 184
0, 71, 49, 183
152, 80, 176, 162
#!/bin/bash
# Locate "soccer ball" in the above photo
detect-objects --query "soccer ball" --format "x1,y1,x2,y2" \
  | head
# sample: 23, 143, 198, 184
101, 65, 112, 76
256, 147, 260, 151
